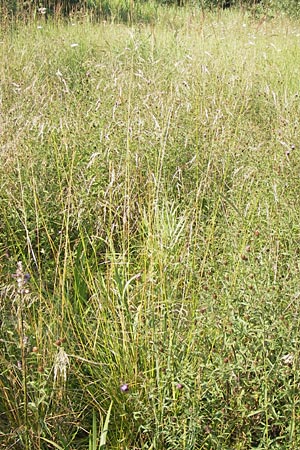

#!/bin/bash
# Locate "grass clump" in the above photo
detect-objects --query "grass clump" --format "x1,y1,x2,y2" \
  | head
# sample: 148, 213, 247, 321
1, 9, 300, 449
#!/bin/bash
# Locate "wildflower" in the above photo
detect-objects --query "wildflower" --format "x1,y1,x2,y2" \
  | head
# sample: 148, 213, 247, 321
176, 383, 183, 390
281, 353, 294, 366
120, 383, 129, 392
70, 43, 79, 48
38, 7, 47, 14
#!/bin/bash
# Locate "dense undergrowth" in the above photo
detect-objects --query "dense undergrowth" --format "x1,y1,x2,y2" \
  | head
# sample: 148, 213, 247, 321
1, 7, 300, 449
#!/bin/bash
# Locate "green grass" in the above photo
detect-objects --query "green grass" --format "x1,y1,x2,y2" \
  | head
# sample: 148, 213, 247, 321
1, 7, 300, 449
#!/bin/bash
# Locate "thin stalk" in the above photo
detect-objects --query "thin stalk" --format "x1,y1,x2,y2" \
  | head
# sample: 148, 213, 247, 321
19, 306, 30, 450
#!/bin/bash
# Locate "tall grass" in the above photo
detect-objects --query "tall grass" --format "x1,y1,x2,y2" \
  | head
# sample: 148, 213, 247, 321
1, 8, 300, 449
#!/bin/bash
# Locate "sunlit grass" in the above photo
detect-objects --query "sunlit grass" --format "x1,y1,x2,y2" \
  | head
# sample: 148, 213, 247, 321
1, 8, 300, 449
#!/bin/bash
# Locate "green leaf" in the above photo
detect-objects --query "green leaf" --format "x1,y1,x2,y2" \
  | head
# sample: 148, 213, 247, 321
99, 401, 113, 449
39, 437, 65, 450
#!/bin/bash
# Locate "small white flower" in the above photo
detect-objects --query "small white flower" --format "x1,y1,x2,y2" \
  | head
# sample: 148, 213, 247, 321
37, 25, 43, 29
281, 353, 294, 366
38, 7, 47, 14
70, 43, 79, 48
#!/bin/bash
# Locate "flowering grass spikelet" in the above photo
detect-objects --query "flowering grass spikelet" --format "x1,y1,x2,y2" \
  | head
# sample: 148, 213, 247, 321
54, 346, 70, 387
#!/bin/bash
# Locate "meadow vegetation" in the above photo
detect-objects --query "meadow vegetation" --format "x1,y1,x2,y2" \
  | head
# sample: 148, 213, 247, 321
1, 4, 300, 449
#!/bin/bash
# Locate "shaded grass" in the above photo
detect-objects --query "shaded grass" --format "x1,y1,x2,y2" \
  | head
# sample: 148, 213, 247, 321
1, 9, 300, 449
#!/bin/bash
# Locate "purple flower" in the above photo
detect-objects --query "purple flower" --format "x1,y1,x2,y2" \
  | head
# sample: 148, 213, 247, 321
176, 383, 183, 390
120, 383, 129, 392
